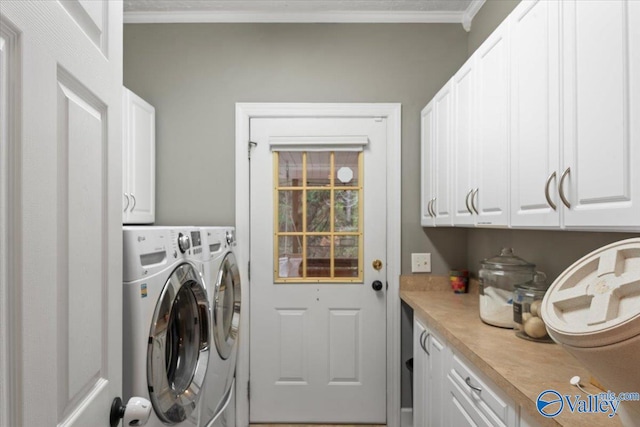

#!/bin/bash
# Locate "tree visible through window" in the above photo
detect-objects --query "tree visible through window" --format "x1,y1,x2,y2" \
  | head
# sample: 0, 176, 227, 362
274, 151, 362, 282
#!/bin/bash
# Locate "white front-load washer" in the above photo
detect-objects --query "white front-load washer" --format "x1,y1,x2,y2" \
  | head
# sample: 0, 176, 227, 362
123, 226, 211, 427
199, 226, 241, 427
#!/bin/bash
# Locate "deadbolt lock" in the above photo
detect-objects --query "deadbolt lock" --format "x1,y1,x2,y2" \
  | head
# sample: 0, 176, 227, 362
372, 259, 383, 271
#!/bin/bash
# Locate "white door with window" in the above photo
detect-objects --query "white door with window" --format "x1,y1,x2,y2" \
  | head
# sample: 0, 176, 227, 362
0, 1, 122, 426
249, 117, 387, 422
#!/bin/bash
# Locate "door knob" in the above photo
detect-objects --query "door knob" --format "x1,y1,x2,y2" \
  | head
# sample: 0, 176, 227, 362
372, 280, 383, 291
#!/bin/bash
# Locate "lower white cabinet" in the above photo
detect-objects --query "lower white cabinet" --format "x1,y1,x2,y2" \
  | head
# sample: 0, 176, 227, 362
413, 320, 428, 427
413, 316, 519, 427
413, 319, 450, 427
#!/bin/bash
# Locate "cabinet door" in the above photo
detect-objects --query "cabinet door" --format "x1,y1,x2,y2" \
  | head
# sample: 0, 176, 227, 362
413, 319, 428, 427
122, 89, 131, 222
433, 81, 454, 226
124, 88, 155, 224
475, 20, 510, 227
426, 330, 447, 427
421, 104, 435, 227
452, 59, 476, 226
509, 0, 561, 228
561, 0, 640, 230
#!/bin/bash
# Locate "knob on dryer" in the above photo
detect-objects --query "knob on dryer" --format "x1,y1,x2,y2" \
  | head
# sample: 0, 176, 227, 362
178, 232, 191, 253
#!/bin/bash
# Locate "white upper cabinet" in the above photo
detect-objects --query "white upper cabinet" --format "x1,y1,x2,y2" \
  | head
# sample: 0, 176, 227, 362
123, 87, 155, 224
422, 0, 639, 232
509, 0, 561, 228
433, 81, 454, 226
452, 58, 477, 226
474, 20, 510, 227
560, 0, 640, 230
421, 81, 454, 227
421, 102, 435, 227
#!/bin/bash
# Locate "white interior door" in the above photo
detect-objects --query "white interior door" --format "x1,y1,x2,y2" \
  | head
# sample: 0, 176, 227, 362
249, 117, 387, 423
0, 1, 122, 426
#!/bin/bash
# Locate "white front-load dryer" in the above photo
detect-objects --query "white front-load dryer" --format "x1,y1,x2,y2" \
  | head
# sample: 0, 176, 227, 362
123, 226, 211, 427
199, 227, 241, 427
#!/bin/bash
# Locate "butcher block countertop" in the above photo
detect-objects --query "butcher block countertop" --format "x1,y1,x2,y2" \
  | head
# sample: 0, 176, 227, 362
400, 275, 623, 427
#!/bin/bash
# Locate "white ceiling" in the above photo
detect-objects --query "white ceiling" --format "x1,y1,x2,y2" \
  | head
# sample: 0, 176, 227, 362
123, 0, 486, 30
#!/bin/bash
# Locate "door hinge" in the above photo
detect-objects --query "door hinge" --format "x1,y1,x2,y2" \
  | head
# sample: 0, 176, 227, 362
247, 380, 251, 400
248, 140, 257, 159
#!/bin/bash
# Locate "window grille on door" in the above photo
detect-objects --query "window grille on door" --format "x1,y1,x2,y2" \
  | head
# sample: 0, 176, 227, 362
274, 151, 363, 282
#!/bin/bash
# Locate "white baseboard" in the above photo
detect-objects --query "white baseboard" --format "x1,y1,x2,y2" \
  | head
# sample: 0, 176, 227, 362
400, 408, 413, 427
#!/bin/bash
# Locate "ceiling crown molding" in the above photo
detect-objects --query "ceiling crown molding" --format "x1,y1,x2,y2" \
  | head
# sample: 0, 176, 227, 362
124, 0, 486, 31
462, 0, 485, 31
125, 10, 466, 25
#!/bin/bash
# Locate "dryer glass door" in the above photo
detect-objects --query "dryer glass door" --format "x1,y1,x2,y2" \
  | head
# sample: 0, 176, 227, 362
213, 252, 241, 359
147, 263, 210, 423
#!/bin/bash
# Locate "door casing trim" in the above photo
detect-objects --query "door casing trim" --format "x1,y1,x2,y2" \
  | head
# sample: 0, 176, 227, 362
235, 103, 402, 427
0, 18, 22, 427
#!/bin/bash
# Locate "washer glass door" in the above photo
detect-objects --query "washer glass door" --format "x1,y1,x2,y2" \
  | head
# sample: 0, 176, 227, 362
213, 252, 241, 359
147, 263, 210, 423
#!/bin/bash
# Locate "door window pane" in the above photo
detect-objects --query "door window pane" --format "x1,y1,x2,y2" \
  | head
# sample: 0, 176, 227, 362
278, 152, 303, 187
306, 152, 331, 186
335, 190, 359, 232
335, 151, 359, 186
307, 235, 331, 278
335, 236, 359, 278
278, 190, 303, 232
307, 190, 331, 232
278, 235, 303, 279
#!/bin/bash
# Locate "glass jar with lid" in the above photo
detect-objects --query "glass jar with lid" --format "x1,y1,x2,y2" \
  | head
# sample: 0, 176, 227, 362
513, 272, 553, 342
479, 248, 536, 328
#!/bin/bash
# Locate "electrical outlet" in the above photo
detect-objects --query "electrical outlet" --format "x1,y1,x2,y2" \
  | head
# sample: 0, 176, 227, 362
411, 253, 431, 273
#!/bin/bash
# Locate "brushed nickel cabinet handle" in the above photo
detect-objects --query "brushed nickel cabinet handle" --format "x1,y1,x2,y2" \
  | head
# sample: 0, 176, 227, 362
471, 188, 479, 215
558, 167, 571, 209
419, 330, 427, 353
465, 189, 473, 214
422, 332, 431, 356
544, 171, 557, 210
431, 198, 437, 218
130, 194, 137, 212
465, 376, 482, 393
123, 193, 130, 213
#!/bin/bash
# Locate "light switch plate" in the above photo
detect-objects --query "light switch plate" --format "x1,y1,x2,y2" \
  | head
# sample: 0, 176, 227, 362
412, 253, 431, 273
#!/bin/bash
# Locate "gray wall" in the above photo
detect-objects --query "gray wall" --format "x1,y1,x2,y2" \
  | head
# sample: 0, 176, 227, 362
123, 23, 470, 276
467, 0, 520, 56
467, 229, 640, 283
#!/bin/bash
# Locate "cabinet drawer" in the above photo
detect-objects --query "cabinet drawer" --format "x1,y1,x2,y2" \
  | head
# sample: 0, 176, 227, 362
447, 373, 504, 427
449, 352, 516, 426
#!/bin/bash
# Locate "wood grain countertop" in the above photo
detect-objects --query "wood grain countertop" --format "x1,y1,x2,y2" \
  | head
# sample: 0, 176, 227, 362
401, 277, 623, 427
